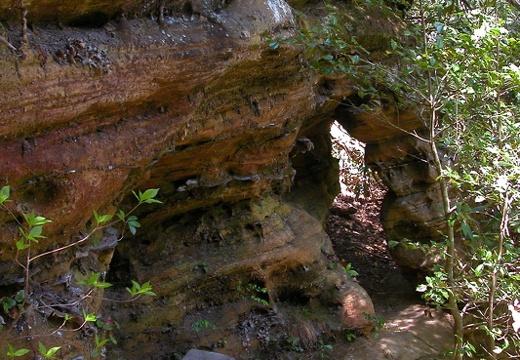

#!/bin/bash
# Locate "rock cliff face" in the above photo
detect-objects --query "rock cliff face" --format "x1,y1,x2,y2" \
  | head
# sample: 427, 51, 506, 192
0, 0, 435, 359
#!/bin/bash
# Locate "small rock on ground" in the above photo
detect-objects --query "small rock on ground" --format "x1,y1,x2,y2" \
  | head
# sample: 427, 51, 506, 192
182, 349, 236, 360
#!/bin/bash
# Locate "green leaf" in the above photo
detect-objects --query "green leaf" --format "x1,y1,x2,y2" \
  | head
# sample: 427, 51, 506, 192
14, 290, 25, 303
192, 319, 216, 331
126, 280, 156, 297
268, 40, 279, 50
86, 272, 100, 286
45, 347, 61, 358
3, 297, 16, 313
78, 273, 112, 289
116, 209, 126, 221
94, 333, 109, 348
93, 211, 113, 225
0, 185, 10, 204
27, 225, 44, 242
83, 310, 97, 323
127, 216, 141, 235
324, 54, 334, 62
436, 36, 444, 48
329, 14, 338, 26
23, 212, 51, 227
94, 281, 113, 289
16, 239, 30, 251
133, 188, 162, 204
38, 342, 61, 359
6, 344, 30, 357
388, 240, 399, 248
461, 222, 473, 240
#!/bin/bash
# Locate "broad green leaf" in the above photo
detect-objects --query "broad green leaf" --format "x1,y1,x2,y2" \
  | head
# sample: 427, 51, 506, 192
93, 211, 113, 225
117, 209, 126, 221
78, 273, 111, 288
16, 239, 30, 251
133, 188, 162, 204
3, 297, 16, 312
7, 344, 30, 357
83, 310, 97, 323
23, 212, 51, 227
474, 263, 484, 276
0, 185, 10, 204
27, 225, 45, 241
126, 280, 156, 297
461, 222, 473, 240
388, 240, 399, 248
127, 216, 141, 235
38, 342, 60, 358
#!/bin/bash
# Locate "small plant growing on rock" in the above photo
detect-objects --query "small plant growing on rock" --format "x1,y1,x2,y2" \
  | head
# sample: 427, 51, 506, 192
236, 281, 269, 306
0, 185, 161, 358
37, 342, 61, 360
192, 319, 216, 332
342, 262, 359, 280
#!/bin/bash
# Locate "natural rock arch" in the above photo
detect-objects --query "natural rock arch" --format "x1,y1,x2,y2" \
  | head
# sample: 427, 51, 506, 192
0, 1, 441, 358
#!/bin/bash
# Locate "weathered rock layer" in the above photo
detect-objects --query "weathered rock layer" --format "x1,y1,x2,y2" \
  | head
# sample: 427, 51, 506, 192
0, 1, 378, 359
0, 0, 442, 358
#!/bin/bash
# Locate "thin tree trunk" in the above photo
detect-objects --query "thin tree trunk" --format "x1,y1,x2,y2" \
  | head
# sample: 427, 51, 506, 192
430, 137, 464, 360
419, 0, 464, 354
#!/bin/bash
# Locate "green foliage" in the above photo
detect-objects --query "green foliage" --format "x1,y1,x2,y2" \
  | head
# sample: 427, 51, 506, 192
2, 291, 24, 314
78, 272, 112, 289
344, 331, 357, 342
93, 211, 113, 226
192, 319, 216, 332
193, 260, 208, 273
83, 310, 98, 323
342, 263, 359, 279
16, 212, 52, 250
0, 187, 161, 357
126, 280, 156, 297
133, 188, 163, 205
416, 271, 450, 309
236, 281, 269, 306
316, 339, 333, 359
285, 336, 305, 352
363, 312, 385, 330
91, 333, 109, 358
37, 342, 61, 359
6, 344, 29, 357
0, 186, 10, 204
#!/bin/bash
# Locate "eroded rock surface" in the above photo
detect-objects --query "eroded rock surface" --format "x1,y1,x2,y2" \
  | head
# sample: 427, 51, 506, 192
0, 1, 380, 359
0, 0, 447, 358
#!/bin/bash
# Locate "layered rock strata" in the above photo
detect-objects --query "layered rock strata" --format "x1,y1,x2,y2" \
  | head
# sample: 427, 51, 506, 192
0, 1, 380, 359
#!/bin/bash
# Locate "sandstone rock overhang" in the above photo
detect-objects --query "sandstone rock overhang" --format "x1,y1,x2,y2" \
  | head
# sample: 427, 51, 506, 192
0, 1, 436, 358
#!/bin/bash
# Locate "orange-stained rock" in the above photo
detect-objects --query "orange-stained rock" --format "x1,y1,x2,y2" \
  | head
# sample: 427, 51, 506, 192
338, 281, 376, 335
0, 0, 431, 359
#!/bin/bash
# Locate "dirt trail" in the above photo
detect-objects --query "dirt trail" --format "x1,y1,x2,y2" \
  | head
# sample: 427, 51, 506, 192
327, 191, 454, 360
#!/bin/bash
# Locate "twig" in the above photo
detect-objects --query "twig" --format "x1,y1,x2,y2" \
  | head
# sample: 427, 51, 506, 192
0, 35, 17, 51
